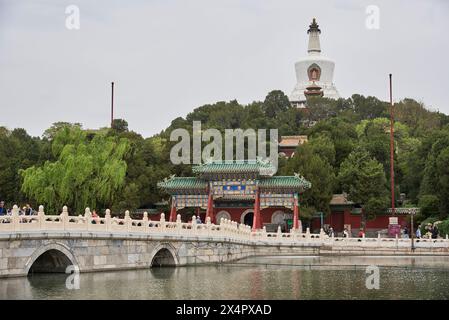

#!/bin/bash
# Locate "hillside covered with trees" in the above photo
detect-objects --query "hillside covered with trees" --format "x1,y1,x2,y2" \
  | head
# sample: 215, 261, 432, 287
1, 90, 449, 232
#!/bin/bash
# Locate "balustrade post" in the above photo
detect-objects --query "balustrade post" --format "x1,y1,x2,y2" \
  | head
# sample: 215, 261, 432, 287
143, 211, 149, 232
206, 216, 211, 237
320, 228, 325, 239
191, 215, 197, 235
160, 213, 166, 231
105, 209, 111, 232
228, 219, 233, 237
219, 218, 224, 235
125, 210, 131, 232
176, 214, 182, 235
84, 208, 92, 231
38, 205, 45, 230
219, 219, 225, 236
12, 205, 19, 231
61, 206, 69, 230
234, 222, 239, 239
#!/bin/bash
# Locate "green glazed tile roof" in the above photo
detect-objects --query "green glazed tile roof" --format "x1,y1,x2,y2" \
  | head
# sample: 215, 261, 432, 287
157, 176, 208, 190
259, 175, 311, 190
192, 159, 276, 176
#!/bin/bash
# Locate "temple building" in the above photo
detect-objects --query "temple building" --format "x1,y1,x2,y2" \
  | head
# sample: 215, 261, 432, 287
158, 159, 311, 232
289, 18, 340, 108
278, 135, 308, 158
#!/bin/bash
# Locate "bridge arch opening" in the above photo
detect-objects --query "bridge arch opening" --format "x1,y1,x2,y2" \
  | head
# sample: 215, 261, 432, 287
150, 248, 177, 268
28, 249, 73, 275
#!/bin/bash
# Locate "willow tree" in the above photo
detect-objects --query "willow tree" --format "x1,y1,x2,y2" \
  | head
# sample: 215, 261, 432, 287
20, 127, 129, 214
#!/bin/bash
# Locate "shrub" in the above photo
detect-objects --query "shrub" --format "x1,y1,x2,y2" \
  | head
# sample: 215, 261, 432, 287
437, 219, 449, 237
418, 195, 440, 219
419, 217, 439, 235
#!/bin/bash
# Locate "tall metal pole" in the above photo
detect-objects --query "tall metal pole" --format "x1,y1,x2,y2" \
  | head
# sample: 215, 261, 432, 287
411, 210, 415, 252
389, 74, 395, 216
111, 82, 114, 127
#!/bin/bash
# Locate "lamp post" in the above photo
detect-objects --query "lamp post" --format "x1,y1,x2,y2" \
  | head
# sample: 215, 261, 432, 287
409, 208, 418, 252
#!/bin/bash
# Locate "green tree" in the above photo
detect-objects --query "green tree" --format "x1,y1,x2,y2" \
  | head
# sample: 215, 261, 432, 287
111, 119, 129, 133
338, 149, 389, 230
281, 142, 335, 219
351, 94, 388, 120
262, 90, 292, 118
394, 98, 441, 136
308, 117, 358, 172
418, 195, 440, 220
43, 122, 82, 140
20, 127, 130, 214
420, 131, 449, 217
0, 127, 47, 205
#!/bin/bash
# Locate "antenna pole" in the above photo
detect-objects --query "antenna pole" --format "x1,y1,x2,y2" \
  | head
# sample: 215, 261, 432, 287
111, 82, 114, 127
389, 74, 395, 216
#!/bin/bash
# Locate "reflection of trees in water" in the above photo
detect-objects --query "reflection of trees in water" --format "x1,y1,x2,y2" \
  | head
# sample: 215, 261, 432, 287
3, 260, 449, 299
0, 276, 36, 299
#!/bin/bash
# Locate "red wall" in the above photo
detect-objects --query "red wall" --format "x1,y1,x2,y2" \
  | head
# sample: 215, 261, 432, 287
311, 208, 408, 232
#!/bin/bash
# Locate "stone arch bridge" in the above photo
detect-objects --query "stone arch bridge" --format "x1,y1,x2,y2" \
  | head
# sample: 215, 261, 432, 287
1, 206, 448, 278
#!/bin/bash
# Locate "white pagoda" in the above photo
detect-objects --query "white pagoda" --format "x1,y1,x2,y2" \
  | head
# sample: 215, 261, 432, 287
289, 18, 340, 107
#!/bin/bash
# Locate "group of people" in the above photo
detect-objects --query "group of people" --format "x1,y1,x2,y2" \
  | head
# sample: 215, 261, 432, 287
0, 201, 35, 216
416, 223, 439, 239
402, 224, 439, 239
323, 225, 351, 238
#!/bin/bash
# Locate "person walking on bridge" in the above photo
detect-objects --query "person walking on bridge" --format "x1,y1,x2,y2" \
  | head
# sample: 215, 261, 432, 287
416, 226, 422, 239
0, 201, 7, 216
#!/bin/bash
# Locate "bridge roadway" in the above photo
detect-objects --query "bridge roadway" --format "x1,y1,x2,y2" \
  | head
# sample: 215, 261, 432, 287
1, 206, 448, 278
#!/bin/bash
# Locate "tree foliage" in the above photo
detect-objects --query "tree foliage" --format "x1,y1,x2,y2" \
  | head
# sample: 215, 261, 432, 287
281, 138, 335, 218
338, 149, 389, 229
1, 92, 448, 223
20, 127, 129, 214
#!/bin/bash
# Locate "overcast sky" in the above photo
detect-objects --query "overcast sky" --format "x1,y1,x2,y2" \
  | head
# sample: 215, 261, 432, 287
1, 0, 448, 138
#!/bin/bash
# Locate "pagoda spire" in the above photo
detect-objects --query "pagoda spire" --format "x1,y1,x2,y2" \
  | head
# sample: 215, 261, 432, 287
307, 18, 321, 54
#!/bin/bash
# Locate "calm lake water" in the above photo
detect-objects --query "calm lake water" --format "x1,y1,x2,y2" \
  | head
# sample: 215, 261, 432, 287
2, 255, 449, 300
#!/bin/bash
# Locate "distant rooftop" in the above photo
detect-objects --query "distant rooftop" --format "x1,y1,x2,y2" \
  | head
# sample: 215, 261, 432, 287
192, 159, 276, 176
330, 193, 354, 206
279, 136, 308, 148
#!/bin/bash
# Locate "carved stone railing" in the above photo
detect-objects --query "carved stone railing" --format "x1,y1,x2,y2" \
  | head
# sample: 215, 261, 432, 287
1, 205, 448, 248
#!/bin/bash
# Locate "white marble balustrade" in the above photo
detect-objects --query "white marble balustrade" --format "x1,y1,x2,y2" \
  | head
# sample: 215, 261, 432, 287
1, 205, 448, 249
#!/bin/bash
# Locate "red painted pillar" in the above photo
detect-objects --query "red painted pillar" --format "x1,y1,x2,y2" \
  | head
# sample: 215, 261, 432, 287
205, 192, 214, 223
293, 193, 300, 230
252, 188, 261, 230
169, 197, 177, 222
